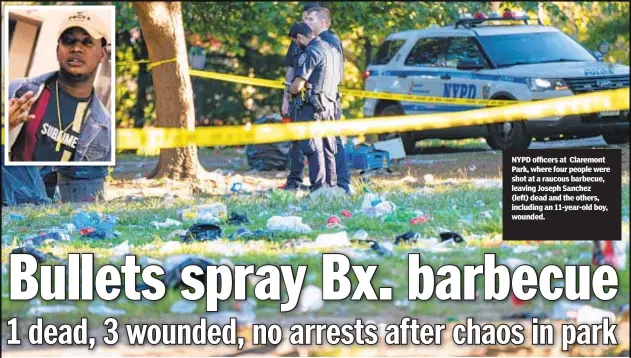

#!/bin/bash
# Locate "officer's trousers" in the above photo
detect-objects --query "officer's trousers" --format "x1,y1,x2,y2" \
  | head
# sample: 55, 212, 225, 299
286, 98, 349, 192
288, 105, 336, 192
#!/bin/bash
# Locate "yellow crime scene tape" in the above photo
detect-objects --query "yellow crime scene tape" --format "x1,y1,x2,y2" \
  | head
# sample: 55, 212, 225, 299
187, 69, 518, 107
115, 87, 629, 150
120, 57, 517, 106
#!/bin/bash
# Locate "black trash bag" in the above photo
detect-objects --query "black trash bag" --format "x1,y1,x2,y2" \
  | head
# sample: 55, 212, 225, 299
439, 231, 465, 243
182, 223, 223, 242
2, 146, 51, 206
395, 232, 421, 245
245, 114, 291, 171
371, 241, 395, 257
230, 227, 254, 240
162, 256, 217, 289
11, 245, 59, 263
227, 212, 250, 225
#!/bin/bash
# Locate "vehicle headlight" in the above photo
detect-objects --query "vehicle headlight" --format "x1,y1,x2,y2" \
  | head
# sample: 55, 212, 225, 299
526, 78, 569, 92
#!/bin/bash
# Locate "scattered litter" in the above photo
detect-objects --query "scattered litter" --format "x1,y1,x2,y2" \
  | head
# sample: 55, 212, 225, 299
151, 219, 182, 229
160, 241, 183, 254
327, 215, 342, 225
28, 305, 76, 316
468, 165, 477, 171
170, 299, 197, 314
205, 241, 244, 256
340, 210, 353, 218
502, 311, 548, 320
72, 211, 117, 239
178, 203, 227, 222
353, 230, 369, 242
593, 240, 628, 270
475, 200, 485, 208
182, 223, 223, 242
395, 232, 421, 245
299, 285, 323, 313
167, 230, 188, 241
228, 175, 244, 193
512, 245, 538, 254
503, 258, 528, 270
63, 223, 76, 234
572, 305, 616, 324
423, 174, 435, 183
11, 245, 58, 263
230, 228, 254, 240
552, 300, 583, 320
227, 212, 250, 225
112, 241, 132, 257
480, 211, 492, 219
88, 301, 126, 316
9, 213, 25, 221
315, 232, 350, 248
162, 193, 175, 204
471, 179, 502, 189
371, 241, 394, 256
267, 216, 312, 234
409, 216, 428, 225
138, 257, 163, 267
24, 230, 71, 247
439, 232, 465, 244
281, 238, 311, 249
163, 256, 216, 289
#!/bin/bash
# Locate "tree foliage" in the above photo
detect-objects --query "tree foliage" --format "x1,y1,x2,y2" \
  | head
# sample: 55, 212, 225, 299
9, 1, 623, 134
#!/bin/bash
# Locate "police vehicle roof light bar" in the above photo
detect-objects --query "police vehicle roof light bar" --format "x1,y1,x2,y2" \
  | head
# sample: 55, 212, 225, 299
456, 11, 542, 28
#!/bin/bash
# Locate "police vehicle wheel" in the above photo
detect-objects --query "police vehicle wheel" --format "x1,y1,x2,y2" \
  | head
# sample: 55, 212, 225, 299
602, 130, 629, 145
377, 104, 417, 154
486, 121, 531, 150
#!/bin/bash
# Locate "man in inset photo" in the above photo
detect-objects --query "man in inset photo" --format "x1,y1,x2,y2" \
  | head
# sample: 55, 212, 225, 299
7, 9, 112, 164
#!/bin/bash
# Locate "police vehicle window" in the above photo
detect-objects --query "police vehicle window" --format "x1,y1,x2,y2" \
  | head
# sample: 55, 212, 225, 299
446, 37, 487, 68
404, 38, 448, 67
477, 31, 595, 67
371, 39, 406, 65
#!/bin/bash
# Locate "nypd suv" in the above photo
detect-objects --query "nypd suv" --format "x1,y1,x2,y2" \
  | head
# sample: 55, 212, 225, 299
363, 14, 630, 152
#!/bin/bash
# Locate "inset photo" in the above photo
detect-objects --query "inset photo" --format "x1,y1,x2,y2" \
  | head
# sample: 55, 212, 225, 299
3, 5, 115, 166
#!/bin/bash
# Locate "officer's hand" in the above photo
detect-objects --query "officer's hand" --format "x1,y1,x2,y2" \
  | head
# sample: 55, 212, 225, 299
281, 96, 290, 116
8, 92, 36, 130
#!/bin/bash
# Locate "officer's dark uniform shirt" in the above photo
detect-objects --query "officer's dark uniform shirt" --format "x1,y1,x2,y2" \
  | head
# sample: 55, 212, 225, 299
294, 37, 339, 99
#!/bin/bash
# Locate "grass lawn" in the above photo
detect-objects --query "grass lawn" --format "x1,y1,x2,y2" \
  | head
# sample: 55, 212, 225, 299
2, 172, 629, 329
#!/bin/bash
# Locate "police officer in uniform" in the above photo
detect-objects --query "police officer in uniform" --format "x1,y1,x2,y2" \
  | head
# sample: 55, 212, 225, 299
283, 2, 320, 191
287, 22, 340, 192
283, 5, 351, 194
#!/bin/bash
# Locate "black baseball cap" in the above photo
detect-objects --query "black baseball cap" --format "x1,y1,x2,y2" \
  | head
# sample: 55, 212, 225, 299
288, 22, 313, 38
302, 2, 320, 12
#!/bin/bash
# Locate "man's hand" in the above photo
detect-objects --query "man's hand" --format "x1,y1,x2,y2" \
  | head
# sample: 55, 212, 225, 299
281, 94, 290, 116
9, 91, 36, 130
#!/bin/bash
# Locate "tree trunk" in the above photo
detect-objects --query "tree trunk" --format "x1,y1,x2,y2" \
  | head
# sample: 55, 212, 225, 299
133, 2, 203, 179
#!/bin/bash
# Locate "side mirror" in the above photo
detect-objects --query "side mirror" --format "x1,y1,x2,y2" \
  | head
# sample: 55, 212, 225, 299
592, 51, 604, 62
457, 59, 485, 70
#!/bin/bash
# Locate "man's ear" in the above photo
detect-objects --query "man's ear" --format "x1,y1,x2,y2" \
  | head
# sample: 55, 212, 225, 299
100, 46, 107, 64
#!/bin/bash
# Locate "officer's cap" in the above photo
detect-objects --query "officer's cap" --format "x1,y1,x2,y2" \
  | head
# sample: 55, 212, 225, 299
288, 22, 313, 39
302, 2, 320, 12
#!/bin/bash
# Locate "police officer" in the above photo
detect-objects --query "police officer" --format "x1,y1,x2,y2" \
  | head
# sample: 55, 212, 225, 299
305, 6, 350, 194
283, 5, 351, 194
287, 22, 340, 192
283, 2, 320, 191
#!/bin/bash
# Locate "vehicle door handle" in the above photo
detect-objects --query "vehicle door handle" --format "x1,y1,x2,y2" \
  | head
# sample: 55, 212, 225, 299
398, 74, 408, 78
441, 74, 451, 80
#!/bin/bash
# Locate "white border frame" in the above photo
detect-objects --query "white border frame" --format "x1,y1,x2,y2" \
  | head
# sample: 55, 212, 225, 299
3, 4, 116, 167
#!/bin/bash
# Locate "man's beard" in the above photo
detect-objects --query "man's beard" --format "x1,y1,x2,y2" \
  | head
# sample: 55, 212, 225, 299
59, 67, 94, 85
